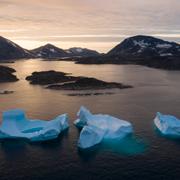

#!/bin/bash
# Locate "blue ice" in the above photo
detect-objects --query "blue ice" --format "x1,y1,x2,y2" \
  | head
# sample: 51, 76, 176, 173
0, 109, 69, 141
154, 112, 180, 136
74, 106, 133, 149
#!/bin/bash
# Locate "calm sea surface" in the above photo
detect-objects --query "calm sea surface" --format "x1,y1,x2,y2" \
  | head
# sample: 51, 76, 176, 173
0, 60, 180, 180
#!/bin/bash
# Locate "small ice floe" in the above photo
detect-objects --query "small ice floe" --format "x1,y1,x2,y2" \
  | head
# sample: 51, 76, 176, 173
74, 106, 133, 149
0, 109, 69, 141
154, 112, 180, 137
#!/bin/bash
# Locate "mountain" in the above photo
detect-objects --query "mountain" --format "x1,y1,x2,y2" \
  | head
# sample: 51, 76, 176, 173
108, 35, 180, 58
66, 47, 100, 57
31, 44, 69, 59
0, 36, 33, 60
0, 36, 100, 60
75, 36, 180, 70
31, 45, 100, 59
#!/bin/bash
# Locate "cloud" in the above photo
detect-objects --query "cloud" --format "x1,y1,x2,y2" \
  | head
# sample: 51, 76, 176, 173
0, 0, 11, 4
0, 0, 179, 47
0, 0, 179, 28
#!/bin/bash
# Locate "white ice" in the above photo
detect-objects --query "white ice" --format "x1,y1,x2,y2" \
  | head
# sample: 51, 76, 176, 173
74, 106, 133, 149
154, 112, 180, 136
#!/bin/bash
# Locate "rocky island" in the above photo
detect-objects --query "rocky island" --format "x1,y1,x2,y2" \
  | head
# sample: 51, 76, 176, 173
26, 70, 78, 85
26, 70, 132, 91
0, 65, 18, 82
0, 90, 14, 95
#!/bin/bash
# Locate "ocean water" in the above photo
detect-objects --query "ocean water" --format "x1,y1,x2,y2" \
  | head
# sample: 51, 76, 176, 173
0, 60, 180, 179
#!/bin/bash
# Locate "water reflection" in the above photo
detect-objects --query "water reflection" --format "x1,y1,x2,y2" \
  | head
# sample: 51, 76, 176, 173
0, 139, 28, 161
154, 127, 180, 141
78, 145, 101, 162
29, 129, 69, 148
1, 60, 180, 179
101, 135, 147, 155
78, 135, 148, 161
0, 130, 69, 157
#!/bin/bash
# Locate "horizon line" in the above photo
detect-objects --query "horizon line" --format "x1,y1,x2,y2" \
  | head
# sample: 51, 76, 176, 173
1, 34, 180, 53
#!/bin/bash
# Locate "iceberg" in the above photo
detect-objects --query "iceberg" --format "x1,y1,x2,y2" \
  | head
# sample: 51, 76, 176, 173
154, 112, 180, 136
0, 109, 69, 141
78, 125, 105, 149
74, 106, 133, 149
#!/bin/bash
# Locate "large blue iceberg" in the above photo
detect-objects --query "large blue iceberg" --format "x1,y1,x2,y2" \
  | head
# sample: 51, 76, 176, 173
154, 112, 180, 136
0, 109, 69, 141
74, 106, 133, 149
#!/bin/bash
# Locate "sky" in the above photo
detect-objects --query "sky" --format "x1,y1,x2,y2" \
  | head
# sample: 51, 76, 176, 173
0, 0, 180, 52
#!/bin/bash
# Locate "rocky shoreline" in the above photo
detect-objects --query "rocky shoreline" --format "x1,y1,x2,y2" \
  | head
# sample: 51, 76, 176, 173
26, 71, 77, 85
47, 77, 132, 90
74, 55, 180, 70
0, 65, 18, 83
0, 90, 14, 95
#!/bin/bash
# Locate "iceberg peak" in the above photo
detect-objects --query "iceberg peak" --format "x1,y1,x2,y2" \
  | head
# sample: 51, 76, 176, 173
74, 106, 133, 149
154, 112, 180, 136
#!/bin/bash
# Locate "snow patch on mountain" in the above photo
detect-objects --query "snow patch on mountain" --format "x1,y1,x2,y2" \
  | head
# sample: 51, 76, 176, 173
50, 48, 56, 53
76, 48, 83, 53
156, 44, 172, 49
108, 35, 180, 58
133, 40, 150, 48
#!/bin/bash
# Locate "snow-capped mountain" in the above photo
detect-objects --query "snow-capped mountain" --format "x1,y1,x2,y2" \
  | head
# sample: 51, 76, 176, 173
0, 36, 99, 60
0, 36, 33, 60
31, 44, 69, 59
108, 35, 180, 58
31, 45, 100, 59
66, 47, 100, 57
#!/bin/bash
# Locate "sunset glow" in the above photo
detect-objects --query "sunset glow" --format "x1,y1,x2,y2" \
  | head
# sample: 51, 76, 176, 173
0, 0, 180, 52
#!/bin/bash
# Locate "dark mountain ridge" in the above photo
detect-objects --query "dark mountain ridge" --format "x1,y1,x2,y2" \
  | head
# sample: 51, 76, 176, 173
31, 44, 69, 59
0, 35, 180, 71
108, 35, 180, 58
75, 35, 180, 70
0, 36, 100, 60
0, 36, 33, 60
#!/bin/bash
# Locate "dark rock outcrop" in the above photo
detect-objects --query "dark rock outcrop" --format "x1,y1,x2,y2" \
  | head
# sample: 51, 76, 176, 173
26, 70, 78, 85
0, 90, 14, 95
0, 65, 18, 82
26, 70, 132, 91
75, 54, 180, 70
47, 77, 132, 90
